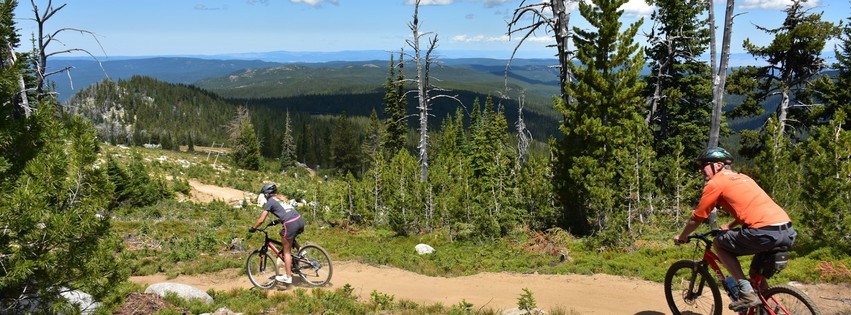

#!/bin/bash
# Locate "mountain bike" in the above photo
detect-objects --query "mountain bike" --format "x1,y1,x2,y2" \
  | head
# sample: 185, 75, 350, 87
245, 220, 333, 289
665, 229, 819, 315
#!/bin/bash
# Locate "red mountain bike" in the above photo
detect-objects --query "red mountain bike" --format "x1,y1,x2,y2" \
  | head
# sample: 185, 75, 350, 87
665, 229, 819, 315
246, 220, 333, 289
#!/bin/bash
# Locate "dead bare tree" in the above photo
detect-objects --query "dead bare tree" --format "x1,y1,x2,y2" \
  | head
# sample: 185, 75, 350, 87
28, 0, 106, 102
507, 0, 576, 107
515, 92, 532, 166
402, 0, 461, 182
707, 0, 736, 148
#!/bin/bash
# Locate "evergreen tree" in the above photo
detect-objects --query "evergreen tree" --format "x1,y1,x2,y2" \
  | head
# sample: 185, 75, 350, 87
800, 110, 851, 252
553, 0, 651, 241
228, 106, 262, 170
187, 132, 194, 152
644, 0, 713, 159
330, 112, 361, 176
107, 152, 172, 208
362, 108, 383, 172
1, 2, 127, 310
726, 0, 838, 141
280, 109, 297, 170
384, 53, 408, 156
643, 0, 713, 221
468, 96, 519, 236
810, 6, 851, 128
385, 149, 422, 236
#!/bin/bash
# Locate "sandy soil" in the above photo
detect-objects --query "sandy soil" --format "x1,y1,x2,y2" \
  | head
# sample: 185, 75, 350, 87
187, 180, 253, 205
130, 261, 851, 314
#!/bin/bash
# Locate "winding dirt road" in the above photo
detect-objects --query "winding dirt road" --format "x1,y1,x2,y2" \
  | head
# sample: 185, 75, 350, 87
130, 261, 850, 314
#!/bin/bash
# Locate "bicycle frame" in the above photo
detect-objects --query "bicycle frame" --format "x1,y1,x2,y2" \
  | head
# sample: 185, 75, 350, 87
689, 230, 791, 315
254, 221, 306, 270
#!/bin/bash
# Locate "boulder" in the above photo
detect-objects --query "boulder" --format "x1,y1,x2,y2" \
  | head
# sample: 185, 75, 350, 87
60, 289, 101, 314
145, 282, 213, 304
414, 243, 435, 255
201, 307, 243, 315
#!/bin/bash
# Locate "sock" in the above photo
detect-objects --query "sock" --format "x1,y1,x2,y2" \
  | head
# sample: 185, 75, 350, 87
738, 279, 754, 293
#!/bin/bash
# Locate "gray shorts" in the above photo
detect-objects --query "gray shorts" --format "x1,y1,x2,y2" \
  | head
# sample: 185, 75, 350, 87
280, 216, 305, 240
714, 223, 796, 256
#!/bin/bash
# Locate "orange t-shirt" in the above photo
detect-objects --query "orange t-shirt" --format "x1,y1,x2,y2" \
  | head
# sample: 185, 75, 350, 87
692, 170, 791, 229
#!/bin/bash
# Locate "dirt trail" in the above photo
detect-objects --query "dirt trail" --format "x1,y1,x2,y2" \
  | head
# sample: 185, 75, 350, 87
130, 261, 851, 314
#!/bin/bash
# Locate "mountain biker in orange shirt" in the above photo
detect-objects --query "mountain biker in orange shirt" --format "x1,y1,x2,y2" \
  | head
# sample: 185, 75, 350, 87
673, 147, 797, 311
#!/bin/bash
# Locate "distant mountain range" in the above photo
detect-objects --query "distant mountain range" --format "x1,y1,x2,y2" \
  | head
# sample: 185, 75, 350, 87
47, 49, 785, 105
47, 50, 572, 119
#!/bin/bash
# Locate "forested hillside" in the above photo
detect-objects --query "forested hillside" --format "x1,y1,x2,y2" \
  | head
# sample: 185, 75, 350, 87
66, 76, 235, 147
194, 59, 562, 118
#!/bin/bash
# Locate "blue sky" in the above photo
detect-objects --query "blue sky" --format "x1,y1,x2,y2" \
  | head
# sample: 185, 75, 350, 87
11, 0, 849, 60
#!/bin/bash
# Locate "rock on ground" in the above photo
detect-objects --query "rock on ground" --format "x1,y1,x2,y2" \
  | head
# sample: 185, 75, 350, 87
145, 282, 214, 304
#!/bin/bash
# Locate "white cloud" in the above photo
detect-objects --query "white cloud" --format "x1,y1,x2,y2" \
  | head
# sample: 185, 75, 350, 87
452, 34, 509, 43
290, 0, 338, 6
451, 34, 552, 44
574, 0, 651, 18
406, 0, 454, 5
484, 0, 514, 8
735, 0, 820, 10
621, 0, 654, 18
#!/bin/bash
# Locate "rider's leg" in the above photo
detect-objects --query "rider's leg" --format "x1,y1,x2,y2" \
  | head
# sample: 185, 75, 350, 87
282, 236, 294, 279
714, 237, 761, 310
714, 242, 746, 280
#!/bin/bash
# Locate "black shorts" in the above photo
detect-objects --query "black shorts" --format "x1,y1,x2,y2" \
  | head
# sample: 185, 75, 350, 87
280, 216, 305, 240
715, 223, 796, 256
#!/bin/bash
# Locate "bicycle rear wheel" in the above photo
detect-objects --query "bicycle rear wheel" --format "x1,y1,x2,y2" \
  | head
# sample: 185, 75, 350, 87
757, 285, 820, 315
664, 260, 723, 315
295, 244, 333, 286
246, 250, 279, 289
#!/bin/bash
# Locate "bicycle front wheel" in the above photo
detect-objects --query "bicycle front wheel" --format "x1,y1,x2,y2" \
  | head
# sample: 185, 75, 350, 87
757, 285, 820, 315
664, 260, 723, 315
295, 244, 333, 286
246, 250, 279, 289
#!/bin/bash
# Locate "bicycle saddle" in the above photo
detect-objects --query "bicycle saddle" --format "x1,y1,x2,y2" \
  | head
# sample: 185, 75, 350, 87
766, 245, 790, 252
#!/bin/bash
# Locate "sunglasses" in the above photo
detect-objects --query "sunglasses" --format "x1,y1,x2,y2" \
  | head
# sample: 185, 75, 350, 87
695, 162, 715, 172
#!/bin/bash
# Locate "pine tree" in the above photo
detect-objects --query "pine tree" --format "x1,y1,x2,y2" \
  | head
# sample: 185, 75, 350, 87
330, 112, 361, 176
810, 6, 851, 128
385, 149, 421, 236
727, 0, 838, 141
553, 0, 651, 240
1, 2, 127, 309
384, 54, 408, 156
468, 96, 519, 236
644, 0, 713, 159
800, 110, 851, 252
280, 109, 297, 170
187, 132, 194, 152
228, 106, 262, 170
362, 108, 383, 172
644, 0, 713, 221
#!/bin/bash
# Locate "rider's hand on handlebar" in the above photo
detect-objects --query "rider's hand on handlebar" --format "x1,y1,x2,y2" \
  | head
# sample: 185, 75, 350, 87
249, 227, 257, 233
673, 235, 688, 245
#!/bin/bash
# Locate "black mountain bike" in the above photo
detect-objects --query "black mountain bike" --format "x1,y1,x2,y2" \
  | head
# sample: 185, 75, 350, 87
246, 220, 333, 289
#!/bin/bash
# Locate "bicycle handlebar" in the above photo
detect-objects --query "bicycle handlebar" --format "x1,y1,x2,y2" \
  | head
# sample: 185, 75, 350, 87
249, 220, 281, 234
686, 229, 724, 246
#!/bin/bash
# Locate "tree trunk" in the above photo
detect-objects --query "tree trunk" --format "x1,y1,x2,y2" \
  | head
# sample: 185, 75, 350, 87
552, 0, 573, 107
708, 0, 735, 148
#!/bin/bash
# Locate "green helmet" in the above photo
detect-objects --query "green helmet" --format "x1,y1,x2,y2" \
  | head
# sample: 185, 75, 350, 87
696, 147, 733, 164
